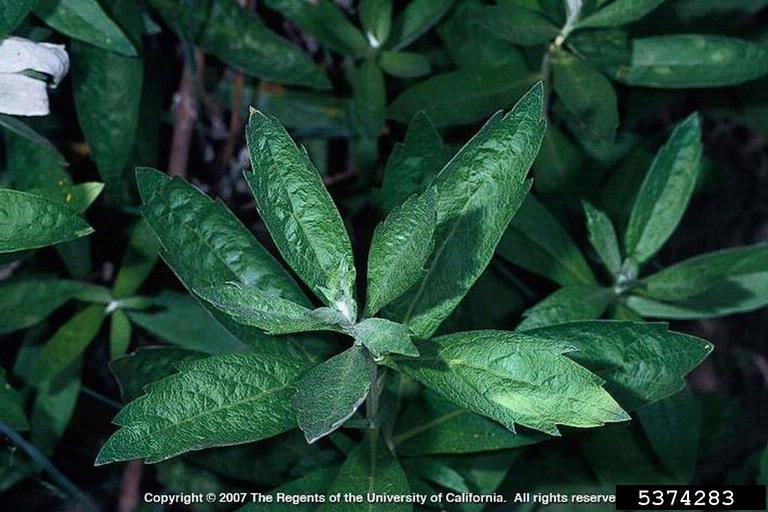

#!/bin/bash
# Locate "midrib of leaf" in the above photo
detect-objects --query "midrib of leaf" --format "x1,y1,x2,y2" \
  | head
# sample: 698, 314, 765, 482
392, 409, 466, 444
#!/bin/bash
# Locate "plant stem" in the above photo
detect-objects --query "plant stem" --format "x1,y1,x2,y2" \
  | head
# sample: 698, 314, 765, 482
366, 364, 383, 428
168, 47, 204, 177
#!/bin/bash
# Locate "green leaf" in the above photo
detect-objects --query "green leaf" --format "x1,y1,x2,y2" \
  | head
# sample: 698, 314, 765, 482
348, 59, 386, 139
318, 431, 411, 511
518, 285, 613, 331
636, 388, 700, 483
291, 346, 373, 443
622, 35, 768, 88
0, 278, 90, 334
624, 114, 702, 264
375, 111, 450, 214
0, 115, 66, 167
0, 368, 29, 431
136, 167, 308, 305
245, 111, 357, 320
113, 220, 160, 298
148, 0, 329, 88
366, 191, 436, 316
583, 201, 622, 275
353, 318, 418, 357
255, 88, 350, 138
394, 390, 548, 456
110, 347, 206, 402
0, 189, 93, 254
497, 195, 596, 286
528, 321, 712, 411
263, 0, 369, 57
552, 49, 618, 142
575, 0, 665, 29
471, 3, 559, 46
386, 84, 546, 338
96, 350, 311, 464
109, 309, 132, 359
639, 243, 768, 301
237, 466, 341, 512
532, 123, 587, 195
398, 329, 629, 435
196, 283, 341, 335
31, 305, 106, 383
388, 64, 538, 127
388, 0, 454, 50
35, 0, 136, 56
31, 362, 81, 454
0, 0, 38, 37
379, 51, 431, 78
360, 0, 392, 48
127, 291, 247, 354
71, 40, 142, 204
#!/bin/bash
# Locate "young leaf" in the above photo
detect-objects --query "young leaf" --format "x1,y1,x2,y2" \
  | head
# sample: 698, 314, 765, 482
379, 51, 431, 78
31, 362, 81, 455
387, 0, 454, 50
552, 49, 619, 142
0, 189, 93, 254
366, 191, 436, 316
360, 0, 392, 48
398, 330, 629, 435
472, 3, 559, 46
394, 390, 548, 456
575, 0, 665, 29
263, 0, 369, 57
624, 114, 702, 264
109, 309, 132, 359
348, 59, 386, 139
528, 321, 712, 411
517, 285, 613, 331
583, 201, 622, 275
31, 305, 106, 383
112, 220, 160, 298
497, 195, 596, 286
35, 0, 137, 56
375, 111, 450, 214
388, 64, 538, 127
386, 83, 546, 338
245, 111, 357, 321
96, 350, 311, 464
136, 167, 308, 305
622, 35, 768, 88
127, 291, 247, 354
0, 278, 90, 334
353, 318, 418, 357
291, 346, 373, 443
318, 431, 411, 511
196, 283, 342, 336
71, 40, 142, 204
0, 368, 29, 431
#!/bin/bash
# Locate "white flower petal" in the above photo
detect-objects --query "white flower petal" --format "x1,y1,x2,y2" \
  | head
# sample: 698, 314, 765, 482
0, 36, 70, 86
0, 73, 51, 116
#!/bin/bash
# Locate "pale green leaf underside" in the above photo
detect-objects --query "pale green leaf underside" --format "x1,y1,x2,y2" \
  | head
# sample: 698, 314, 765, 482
576, 0, 665, 29
353, 318, 419, 357
583, 201, 622, 275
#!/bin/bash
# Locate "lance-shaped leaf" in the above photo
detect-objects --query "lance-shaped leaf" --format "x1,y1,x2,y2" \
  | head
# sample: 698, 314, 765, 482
471, 3, 559, 46
375, 112, 450, 214
113, 220, 160, 298
379, 51, 430, 78
136, 167, 308, 304
0, 278, 91, 334
353, 318, 418, 357
35, 0, 137, 56
552, 49, 618, 142
0, 114, 66, 165
497, 195, 596, 286
621, 35, 768, 88
197, 283, 341, 335
291, 346, 373, 443
0, 368, 29, 431
360, 0, 392, 48
394, 390, 548, 456
0, 189, 93, 254
583, 201, 621, 275
528, 321, 712, 411
31, 304, 106, 383
518, 286, 613, 331
575, 0, 665, 29
348, 59, 386, 139
387, 0, 454, 50
319, 431, 410, 512
96, 350, 311, 464
386, 83, 546, 338
398, 330, 630, 435
110, 347, 206, 402
624, 114, 702, 264
245, 111, 357, 321
109, 309, 132, 358
366, 191, 436, 316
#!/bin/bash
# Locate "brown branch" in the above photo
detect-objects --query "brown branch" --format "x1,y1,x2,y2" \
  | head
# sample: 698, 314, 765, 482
116, 460, 142, 512
218, 70, 246, 170
168, 48, 205, 177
